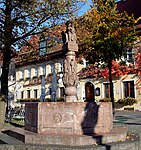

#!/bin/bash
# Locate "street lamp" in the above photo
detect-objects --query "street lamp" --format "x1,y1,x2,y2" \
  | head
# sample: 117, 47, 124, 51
40, 67, 46, 102
51, 64, 57, 102
39, 35, 47, 102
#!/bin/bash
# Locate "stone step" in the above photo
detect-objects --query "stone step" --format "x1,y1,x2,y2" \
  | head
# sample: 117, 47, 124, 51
0, 132, 23, 144
4, 126, 127, 146
5, 127, 98, 145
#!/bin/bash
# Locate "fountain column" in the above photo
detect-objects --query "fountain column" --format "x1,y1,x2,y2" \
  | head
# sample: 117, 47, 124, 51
62, 21, 78, 102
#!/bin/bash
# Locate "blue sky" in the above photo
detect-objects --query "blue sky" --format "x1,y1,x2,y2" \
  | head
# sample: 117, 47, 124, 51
78, 1, 91, 16
77, 0, 122, 16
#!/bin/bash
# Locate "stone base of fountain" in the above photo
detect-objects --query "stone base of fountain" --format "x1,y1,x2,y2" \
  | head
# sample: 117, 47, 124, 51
25, 102, 113, 134
5, 102, 127, 146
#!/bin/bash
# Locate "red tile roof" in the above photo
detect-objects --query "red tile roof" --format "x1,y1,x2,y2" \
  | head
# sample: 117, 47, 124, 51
15, 25, 66, 67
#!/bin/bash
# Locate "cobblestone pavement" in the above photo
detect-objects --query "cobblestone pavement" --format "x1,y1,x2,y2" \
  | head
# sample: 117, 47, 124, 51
114, 111, 141, 136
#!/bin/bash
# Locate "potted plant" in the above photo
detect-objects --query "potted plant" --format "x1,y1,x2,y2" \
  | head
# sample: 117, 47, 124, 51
117, 97, 137, 106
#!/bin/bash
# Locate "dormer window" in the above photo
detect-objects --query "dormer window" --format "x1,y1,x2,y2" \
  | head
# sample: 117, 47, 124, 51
39, 36, 47, 56
47, 37, 61, 52
39, 35, 61, 56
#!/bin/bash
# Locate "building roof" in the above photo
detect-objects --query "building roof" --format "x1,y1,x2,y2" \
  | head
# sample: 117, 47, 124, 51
15, 25, 66, 67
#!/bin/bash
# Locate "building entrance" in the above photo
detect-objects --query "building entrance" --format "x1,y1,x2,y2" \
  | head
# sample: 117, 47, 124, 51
85, 82, 94, 102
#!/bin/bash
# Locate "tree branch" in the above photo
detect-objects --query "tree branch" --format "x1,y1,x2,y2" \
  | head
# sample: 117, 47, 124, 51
13, 16, 53, 42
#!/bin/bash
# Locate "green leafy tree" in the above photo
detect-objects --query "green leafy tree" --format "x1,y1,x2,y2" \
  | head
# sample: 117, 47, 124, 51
75, 0, 136, 114
0, 0, 85, 101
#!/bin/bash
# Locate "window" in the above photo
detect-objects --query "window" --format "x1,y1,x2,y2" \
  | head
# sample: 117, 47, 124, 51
59, 62, 63, 72
55, 62, 63, 72
28, 69, 31, 77
39, 37, 47, 56
104, 83, 110, 98
47, 37, 61, 52
126, 48, 134, 64
39, 36, 62, 56
95, 87, 100, 96
43, 65, 46, 75
51, 64, 54, 73
123, 81, 135, 98
21, 91, 24, 99
34, 89, 38, 99
49, 88, 52, 95
60, 87, 65, 97
35, 67, 38, 76
27, 90, 30, 98
25, 69, 31, 79
19, 70, 24, 79
21, 71, 24, 79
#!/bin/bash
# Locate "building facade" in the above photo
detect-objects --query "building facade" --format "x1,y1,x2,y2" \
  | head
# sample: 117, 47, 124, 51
16, 59, 64, 101
14, 32, 84, 105
2, 0, 141, 110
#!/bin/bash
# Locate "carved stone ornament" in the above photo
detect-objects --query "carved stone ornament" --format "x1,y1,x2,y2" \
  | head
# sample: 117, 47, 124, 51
63, 58, 78, 87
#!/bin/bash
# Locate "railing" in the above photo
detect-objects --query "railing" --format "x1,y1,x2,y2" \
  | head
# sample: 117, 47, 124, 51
6, 107, 25, 123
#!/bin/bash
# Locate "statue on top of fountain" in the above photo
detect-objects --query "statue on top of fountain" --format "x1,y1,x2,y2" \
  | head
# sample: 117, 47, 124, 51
62, 21, 77, 44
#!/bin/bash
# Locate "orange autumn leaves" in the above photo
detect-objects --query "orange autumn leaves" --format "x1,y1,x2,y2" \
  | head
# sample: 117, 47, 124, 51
78, 59, 140, 79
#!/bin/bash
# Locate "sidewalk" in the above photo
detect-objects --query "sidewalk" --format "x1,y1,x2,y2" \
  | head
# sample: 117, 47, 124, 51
114, 111, 141, 135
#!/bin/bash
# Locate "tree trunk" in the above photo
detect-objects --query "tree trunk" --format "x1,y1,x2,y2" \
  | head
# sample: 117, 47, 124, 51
108, 59, 115, 116
0, 97, 6, 130
1, 0, 13, 115
1, 49, 11, 114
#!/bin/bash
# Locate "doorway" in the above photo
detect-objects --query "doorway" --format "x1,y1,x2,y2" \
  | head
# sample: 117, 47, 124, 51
85, 82, 95, 102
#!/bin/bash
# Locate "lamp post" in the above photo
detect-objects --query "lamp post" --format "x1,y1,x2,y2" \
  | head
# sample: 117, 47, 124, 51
51, 64, 57, 102
40, 71, 46, 102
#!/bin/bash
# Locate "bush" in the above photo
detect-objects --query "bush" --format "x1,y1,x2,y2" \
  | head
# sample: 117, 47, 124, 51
17, 98, 40, 102
119, 60, 127, 65
17, 98, 53, 102
117, 97, 137, 106
99, 98, 111, 102
57, 97, 65, 102
45, 98, 52, 102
